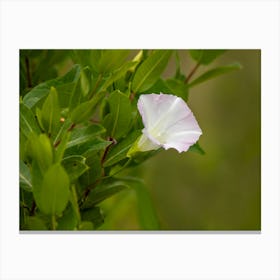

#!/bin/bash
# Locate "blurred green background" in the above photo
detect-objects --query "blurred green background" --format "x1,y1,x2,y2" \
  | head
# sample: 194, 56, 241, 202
21, 50, 261, 230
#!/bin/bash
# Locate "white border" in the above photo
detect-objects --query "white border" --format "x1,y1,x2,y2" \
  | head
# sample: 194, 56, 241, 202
1, 1, 279, 279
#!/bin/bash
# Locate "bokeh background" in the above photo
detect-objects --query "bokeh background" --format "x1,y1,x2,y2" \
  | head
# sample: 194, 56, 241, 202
21, 50, 261, 230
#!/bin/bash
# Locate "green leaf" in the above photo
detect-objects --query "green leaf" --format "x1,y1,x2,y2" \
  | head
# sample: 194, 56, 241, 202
20, 103, 41, 138
36, 163, 70, 215
40, 87, 61, 137
65, 138, 111, 157
101, 61, 138, 91
27, 133, 53, 173
71, 91, 105, 124
82, 179, 129, 208
188, 142, 205, 155
103, 90, 132, 139
103, 130, 141, 167
20, 160, 32, 191
66, 123, 105, 149
188, 63, 242, 88
165, 78, 189, 101
98, 50, 130, 74
142, 78, 172, 94
56, 205, 78, 230
124, 177, 160, 230
81, 207, 104, 229
23, 64, 81, 109
79, 153, 102, 186
78, 221, 94, 230
23, 216, 48, 230
62, 155, 89, 181
132, 50, 172, 93
189, 50, 226, 65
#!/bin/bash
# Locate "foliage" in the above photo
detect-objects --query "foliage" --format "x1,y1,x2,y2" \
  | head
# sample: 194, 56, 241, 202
20, 49, 240, 230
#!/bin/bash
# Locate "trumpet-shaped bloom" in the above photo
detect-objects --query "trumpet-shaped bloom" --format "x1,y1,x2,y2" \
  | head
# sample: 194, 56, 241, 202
136, 93, 202, 153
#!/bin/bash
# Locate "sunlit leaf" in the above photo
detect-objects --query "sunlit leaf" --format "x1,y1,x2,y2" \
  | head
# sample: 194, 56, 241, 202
132, 50, 172, 93
35, 163, 70, 215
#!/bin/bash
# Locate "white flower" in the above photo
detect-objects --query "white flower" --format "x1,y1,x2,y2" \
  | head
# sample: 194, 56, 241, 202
133, 93, 202, 153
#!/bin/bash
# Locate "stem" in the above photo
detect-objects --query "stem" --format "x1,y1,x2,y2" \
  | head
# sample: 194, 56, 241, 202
25, 56, 32, 88
185, 62, 200, 83
51, 215, 56, 230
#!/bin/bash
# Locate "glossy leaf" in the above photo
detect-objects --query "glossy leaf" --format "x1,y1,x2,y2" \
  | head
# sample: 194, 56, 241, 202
103, 130, 141, 167
36, 163, 70, 215
103, 90, 132, 139
132, 50, 172, 93
189, 50, 226, 65
40, 87, 61, 136
101, 61, 137, 91
20, 160, 32, 191
20, 103, 41, 138
67, 123, 105, 149
98, 50, 130, 74
62, 155, 89, 181
65, 137, 111, 157
188, 63, 242, 88
71, 91, 104, 124
27, 133, 53, 173
23, 64, 81, 109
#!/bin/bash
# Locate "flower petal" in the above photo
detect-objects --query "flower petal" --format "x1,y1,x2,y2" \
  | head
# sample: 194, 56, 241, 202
137, 93, 202, 153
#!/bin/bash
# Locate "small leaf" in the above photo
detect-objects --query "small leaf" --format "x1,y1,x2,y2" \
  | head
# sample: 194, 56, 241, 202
132, 50, 172, 93
188, 142, 205, 155
20, 160, 32, 191
189, 50, 226, 65
40, 87, 61, 137
165, 78, 189, 101
82, 179, 129, 208
71, 91, 104, 124
101, 61, 138, 91
20, 103, 41, 138
23, 64, 81, 109
103, 90, 132, 139
188, 63, 242, 88
62, 155, 89, 181
103, 130, 141, 167
36, 163, 70, 215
